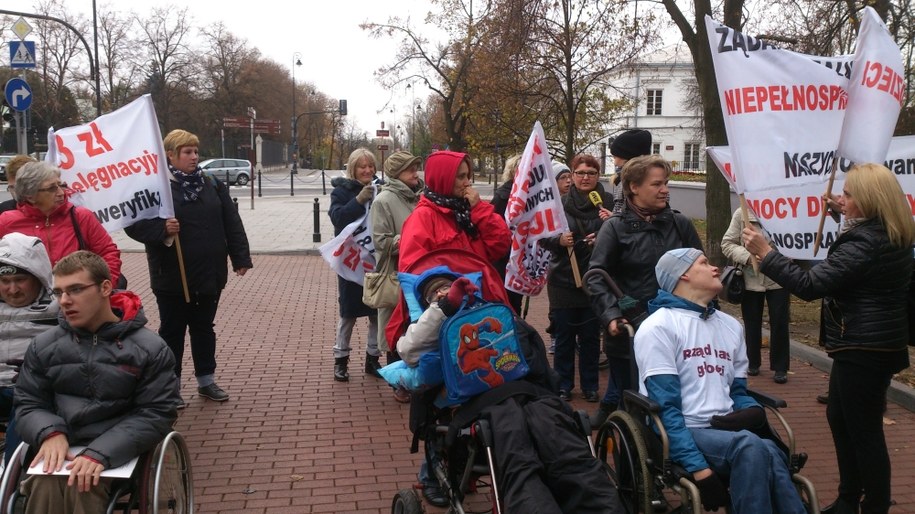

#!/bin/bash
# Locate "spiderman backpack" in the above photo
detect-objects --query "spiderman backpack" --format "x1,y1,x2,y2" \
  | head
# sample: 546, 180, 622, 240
437, 297, 529, 405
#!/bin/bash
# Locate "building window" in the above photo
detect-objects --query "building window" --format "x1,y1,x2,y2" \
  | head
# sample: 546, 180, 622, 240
652, 143, 661, 155
683, 142, 701, 170
646, 89, 663, 116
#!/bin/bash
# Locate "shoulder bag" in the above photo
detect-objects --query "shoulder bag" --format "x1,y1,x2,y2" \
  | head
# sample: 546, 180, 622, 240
362, 254, 400, 309
719, 265, 745, 304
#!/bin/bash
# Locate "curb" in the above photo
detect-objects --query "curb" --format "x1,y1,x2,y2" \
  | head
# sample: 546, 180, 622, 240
790, 339, 915, 413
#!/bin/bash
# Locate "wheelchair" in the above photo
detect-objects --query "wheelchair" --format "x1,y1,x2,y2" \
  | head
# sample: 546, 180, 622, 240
0, 431, 194, 514
596, 388, 819, 513
391, 388, 598, 514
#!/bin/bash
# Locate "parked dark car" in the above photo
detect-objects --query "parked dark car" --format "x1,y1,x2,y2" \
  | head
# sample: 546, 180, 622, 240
199, 158, 252, 186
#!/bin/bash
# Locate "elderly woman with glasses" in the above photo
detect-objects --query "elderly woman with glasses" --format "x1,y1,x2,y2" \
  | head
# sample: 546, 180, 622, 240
539, 154, 611, 404
0, 161, 122, 285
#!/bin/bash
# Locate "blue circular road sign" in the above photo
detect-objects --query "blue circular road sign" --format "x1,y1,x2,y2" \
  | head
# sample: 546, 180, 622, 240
4, 78, 33, 112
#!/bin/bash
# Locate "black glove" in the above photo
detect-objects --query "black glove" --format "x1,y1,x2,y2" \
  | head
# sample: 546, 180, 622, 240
437, 277, 479, 316
356, 185, 374, 204
695, 471, 729, 511
710, 407, 766, 432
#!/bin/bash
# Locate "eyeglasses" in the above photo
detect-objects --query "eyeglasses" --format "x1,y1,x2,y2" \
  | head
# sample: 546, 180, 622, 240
36, 182, 67, 193
51, 283, 100, 299
573, 170, 599, 177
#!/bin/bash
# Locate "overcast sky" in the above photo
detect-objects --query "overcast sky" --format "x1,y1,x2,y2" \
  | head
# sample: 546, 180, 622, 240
76, 0, 434, 135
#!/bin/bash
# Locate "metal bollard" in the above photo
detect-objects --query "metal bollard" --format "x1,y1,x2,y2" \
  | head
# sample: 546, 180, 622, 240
312, 198, 321, 243
290, 172, 295, 197
232, 197, 239, 211
225, 170, 230, 184
257, 170, 262, 198
321, 170, 327, 195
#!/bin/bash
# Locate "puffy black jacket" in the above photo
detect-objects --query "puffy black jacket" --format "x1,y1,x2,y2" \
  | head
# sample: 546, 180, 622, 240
541, 187, 611, 291
125, 175, 252, 295
761, 218, 912, 353
586, 205, 702, 328
14, 292, 179, 469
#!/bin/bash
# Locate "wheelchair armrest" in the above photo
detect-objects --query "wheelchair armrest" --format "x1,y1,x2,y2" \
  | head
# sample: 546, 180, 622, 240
748, 388, 788, 409
622, 389, 661, 414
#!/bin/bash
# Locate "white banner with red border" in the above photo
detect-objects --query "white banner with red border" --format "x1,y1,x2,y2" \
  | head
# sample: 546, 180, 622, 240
319, 193, 377, 284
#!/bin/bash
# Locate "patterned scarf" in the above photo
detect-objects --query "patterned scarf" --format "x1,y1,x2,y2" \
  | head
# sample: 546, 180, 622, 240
170, 164, 206, 204
424, 188, 479, 238
625, 197, 665, 222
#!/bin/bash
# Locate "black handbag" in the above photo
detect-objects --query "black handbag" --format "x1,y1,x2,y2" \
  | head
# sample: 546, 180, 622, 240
719, 265, 745, 304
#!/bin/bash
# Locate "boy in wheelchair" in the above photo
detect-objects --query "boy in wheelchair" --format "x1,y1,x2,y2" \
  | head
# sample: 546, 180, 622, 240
390, 269, 622, 513
634, 248, 806, 513
13, 251, 180, 513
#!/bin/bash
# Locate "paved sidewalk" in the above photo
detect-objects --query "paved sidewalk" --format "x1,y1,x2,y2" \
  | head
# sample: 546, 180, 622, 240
114, 247, 915, 513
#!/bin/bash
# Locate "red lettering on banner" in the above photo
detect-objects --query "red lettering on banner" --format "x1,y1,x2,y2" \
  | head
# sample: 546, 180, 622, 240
807, 196, 823, 216
861, 60, 905, 106
512, 210, 557, 249
746, 197, 800, 219
906, 194, 915, 215
724, 84, 847, 116
342, 247, 360, 271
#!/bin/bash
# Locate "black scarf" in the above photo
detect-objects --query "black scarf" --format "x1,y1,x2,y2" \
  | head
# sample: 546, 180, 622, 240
563, 183, 609, 222
424, 188, 479, 238
169, 164, 206, 204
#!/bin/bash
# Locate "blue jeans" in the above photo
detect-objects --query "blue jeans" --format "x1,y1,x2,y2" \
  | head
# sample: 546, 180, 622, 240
689, 427, 806, 514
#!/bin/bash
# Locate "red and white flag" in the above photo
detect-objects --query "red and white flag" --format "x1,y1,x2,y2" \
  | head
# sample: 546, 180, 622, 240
504, 121, 568, 296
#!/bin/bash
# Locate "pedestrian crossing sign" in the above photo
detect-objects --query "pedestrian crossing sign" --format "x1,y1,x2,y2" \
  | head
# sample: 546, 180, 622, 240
9, 41, 36, 69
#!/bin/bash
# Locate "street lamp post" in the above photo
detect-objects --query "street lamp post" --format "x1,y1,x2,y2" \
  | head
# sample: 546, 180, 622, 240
291, 53, 302, 174
406, 83, 416, 155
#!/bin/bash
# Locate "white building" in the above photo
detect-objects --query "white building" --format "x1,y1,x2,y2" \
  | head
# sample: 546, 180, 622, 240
603, 43, 706, 172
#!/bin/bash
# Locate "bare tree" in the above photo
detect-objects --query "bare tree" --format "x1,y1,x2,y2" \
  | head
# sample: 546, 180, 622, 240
134, 6, 195, 131
96, 6, 143, 111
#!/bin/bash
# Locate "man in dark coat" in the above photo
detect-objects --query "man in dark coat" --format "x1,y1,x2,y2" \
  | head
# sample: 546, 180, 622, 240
125, 129, 251, 405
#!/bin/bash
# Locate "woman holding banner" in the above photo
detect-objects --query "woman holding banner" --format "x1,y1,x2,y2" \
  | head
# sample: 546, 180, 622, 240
125, 129, 251, 406
744, 164, 914, 514
540, 154, 611, 403
329, 148, 380, 382
0, 161, 122, 285
586, 155, 702, 429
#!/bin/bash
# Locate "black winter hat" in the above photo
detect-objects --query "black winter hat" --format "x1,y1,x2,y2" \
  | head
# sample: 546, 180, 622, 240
610, 129, 652, 160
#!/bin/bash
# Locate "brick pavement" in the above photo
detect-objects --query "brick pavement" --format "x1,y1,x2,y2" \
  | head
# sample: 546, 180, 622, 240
113, 252, 915, 513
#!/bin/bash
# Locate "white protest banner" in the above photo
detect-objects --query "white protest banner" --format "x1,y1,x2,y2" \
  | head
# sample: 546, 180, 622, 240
46, 95, 174, 232
704, 15, 854, 194
708, 136, 915, 260
836, 6, 904, 164
504, 121, 569, 295
319, 202, 376, 285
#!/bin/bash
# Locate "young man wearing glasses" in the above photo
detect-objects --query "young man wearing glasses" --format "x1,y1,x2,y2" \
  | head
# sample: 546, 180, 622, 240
13, 251, 179, 513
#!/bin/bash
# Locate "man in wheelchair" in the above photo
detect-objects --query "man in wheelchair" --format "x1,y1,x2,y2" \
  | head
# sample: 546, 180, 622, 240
13, 251, 180, 513
634, 248, 806, 513
0, 234, 59, 463
390, 269, 622, 513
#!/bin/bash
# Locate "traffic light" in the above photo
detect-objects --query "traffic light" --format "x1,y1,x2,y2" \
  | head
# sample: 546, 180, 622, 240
339, 99, 347, 116
1, 100, 13, 123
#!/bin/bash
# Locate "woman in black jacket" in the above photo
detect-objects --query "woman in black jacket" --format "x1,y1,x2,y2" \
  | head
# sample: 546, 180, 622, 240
540, 154, 611, 403
328, 148, 380, 382
126, 129, 252, 405
744, 164, 915, 514
585, 155, 702, 427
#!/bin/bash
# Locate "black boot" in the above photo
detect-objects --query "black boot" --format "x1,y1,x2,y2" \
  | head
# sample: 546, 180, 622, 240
821, 498, 860, 514
590, 402, 617, 431
334, 356, 350, 382
365, 353, 382, 378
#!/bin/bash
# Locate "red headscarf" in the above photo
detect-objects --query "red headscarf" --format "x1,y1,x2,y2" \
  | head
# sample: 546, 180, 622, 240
423, 151, 469, 197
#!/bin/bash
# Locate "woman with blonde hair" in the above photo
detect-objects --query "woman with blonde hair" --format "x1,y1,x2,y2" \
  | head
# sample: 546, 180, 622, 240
744, 163, 915, 514
329, 148, 380, 382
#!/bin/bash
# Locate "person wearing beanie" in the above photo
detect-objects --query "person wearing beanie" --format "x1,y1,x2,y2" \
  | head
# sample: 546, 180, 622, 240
552, 161, 572, 196
609, 129, 652, 213
371, 151, 424, 400
397, 151, 511, 273
328, 148, 380, 382
632, 249, 806, 514
586, 154, 702, 429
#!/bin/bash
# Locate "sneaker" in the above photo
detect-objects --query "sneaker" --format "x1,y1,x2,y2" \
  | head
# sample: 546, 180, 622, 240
175, 398, 186, 410
582, 391, 599, 403
393, 387, 411, 404
773, 372, 788, 384
421, 482, 448, 507
548, 339, 556, 354
559, 389, 571, 401
747, 367, 760, 376
197, 383, 229, 402
816, 393, 829, 404
598, 356, 609, 370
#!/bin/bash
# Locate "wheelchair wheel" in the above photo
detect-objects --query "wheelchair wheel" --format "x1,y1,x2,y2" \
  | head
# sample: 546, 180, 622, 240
140, 432, 194, 514
597, 410, 652, 514
391, 489, 422, 514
